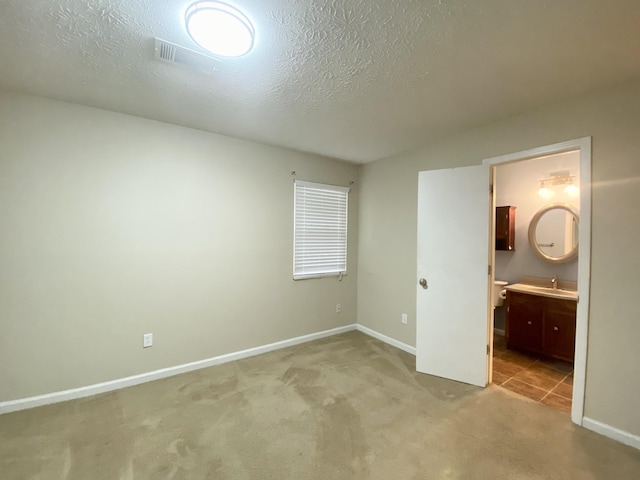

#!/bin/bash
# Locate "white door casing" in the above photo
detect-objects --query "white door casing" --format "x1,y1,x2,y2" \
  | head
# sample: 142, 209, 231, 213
483, 137, 591, 425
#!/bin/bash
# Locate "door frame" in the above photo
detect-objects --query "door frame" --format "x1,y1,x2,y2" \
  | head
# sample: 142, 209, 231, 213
483, 137, 591, 426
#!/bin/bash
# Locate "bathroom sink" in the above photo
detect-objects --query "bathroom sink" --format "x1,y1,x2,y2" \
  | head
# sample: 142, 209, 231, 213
504, 283, 578, 301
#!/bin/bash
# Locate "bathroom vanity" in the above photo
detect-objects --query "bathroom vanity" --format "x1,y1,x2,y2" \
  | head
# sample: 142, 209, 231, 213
500, 201, 581, 364
505, 285, 577, 363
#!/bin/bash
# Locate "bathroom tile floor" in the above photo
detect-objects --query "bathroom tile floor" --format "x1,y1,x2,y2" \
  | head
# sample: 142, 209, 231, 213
492, 334, 573, 414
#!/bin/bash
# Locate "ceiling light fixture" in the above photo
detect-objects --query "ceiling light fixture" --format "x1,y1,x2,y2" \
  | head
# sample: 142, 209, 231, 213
185, 1, 255, 58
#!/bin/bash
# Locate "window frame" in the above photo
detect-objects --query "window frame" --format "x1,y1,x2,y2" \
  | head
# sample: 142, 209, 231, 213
293, 180, 349, 280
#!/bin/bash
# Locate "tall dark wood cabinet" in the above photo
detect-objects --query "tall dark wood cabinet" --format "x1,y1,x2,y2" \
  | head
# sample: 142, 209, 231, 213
496, 206, 516, 251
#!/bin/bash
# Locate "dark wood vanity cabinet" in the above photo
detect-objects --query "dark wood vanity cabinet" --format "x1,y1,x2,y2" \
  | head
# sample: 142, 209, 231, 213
506, 291, 542, 352
506, 291, 576, 362
496, 206, 516, 251
542, 298, 577, 361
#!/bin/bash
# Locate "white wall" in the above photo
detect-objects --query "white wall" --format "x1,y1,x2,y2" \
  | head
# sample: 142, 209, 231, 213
495, 150, 580, 284
0, 91, 359, 402
357, 79, 640, 438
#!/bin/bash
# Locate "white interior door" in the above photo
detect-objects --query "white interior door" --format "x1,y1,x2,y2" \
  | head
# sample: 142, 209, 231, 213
416, 165, 492, 387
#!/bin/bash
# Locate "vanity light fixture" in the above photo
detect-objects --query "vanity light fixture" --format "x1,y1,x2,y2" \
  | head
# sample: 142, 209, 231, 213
185, 1, 255, 58
538, 171, 578, 198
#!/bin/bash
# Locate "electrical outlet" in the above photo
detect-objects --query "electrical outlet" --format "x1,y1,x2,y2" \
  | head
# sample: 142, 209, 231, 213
402, 313, 408, 324
143, 333, 153, 348
336, 303, 341, 313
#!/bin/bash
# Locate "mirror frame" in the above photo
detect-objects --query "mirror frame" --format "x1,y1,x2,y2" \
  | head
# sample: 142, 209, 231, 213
528, 203, 579, 264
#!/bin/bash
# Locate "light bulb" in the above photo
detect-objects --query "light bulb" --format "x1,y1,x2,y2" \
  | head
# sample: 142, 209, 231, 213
564, 184, 579, 196
185, 2, 255, 57
538, 182, 553, 198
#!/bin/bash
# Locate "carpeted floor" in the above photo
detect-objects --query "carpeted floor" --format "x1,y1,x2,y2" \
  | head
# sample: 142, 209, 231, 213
1, 331, 639, 479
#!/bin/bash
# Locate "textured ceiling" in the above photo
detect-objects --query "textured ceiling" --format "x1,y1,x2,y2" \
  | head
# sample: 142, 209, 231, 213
1, 1, 639, 163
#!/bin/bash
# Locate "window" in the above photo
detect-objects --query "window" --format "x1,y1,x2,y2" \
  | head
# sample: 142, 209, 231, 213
293, 180, 349, 280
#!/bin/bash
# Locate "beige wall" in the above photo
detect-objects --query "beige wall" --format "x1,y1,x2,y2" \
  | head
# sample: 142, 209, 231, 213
0, 92, 358, 402
357, 79, 640, 436
3, 79, 639, 438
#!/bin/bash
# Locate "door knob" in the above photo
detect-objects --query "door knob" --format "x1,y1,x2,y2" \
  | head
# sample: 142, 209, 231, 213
419, 278, 428, 289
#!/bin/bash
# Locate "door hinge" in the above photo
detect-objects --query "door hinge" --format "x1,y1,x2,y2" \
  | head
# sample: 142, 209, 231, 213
489, 184, 494, 195
487, 344, 490, 355
488, 264, 492, 275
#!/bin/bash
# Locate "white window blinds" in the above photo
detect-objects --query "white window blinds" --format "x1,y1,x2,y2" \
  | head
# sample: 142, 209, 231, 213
294, 180, 349, 280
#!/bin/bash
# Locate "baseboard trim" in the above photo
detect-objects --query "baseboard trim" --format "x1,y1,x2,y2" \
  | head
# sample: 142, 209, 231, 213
356, 325, 416, 356
582, 417, 640, 450
0, 324, 358, 415
494, 328, 505, 336
6, 325, 638, 452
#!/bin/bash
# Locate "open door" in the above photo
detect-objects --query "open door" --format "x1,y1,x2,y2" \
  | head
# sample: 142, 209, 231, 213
416, 165, 492, 387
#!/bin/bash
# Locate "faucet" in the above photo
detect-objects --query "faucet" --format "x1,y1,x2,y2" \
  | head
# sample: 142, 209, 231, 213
551, 275, 558, 290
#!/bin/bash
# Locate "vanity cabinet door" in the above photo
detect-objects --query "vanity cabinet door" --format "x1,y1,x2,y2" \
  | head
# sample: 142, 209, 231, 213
506, 292, 542, 353
542, 298, 577, 362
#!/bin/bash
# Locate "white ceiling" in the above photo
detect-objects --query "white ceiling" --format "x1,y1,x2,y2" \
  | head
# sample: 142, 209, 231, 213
1, 1, 639, 163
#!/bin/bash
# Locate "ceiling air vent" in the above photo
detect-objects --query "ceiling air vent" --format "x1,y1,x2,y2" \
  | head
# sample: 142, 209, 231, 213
153, 38, 220, 73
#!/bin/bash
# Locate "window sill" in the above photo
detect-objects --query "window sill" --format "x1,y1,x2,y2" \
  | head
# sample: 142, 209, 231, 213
293, 272, 348, 281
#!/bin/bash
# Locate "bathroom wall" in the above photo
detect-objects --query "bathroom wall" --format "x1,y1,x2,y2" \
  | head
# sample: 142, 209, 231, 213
494, 150, 581, 284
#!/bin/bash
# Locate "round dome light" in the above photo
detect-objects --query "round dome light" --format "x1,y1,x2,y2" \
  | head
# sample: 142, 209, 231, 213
185, 2, 255, 58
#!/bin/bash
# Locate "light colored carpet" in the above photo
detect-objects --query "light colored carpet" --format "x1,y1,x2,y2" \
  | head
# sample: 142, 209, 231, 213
1, 331, 639, 479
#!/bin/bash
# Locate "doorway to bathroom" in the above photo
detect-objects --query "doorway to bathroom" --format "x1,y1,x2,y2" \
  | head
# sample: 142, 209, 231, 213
415, 137, 591, 426
485, 138, 591, 424
490, 149, 581, 414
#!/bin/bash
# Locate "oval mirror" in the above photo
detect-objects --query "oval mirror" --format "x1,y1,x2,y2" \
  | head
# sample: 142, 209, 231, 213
528, 203, 579, 264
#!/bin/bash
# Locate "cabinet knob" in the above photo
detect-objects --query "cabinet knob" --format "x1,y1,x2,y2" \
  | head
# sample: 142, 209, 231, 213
527, 321, 532, 325
553, 326, 559, 331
